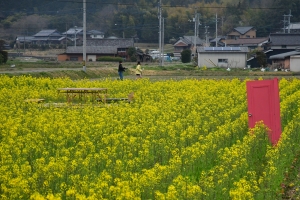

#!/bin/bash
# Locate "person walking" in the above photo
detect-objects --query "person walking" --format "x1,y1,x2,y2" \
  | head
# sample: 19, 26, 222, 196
135, 61, 143, 79
118, 61, 126, 80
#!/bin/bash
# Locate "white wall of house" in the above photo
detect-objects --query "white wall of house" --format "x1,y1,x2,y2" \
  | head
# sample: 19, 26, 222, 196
87, 55, 97, 62
198, 52, 247, 68
290, 55, 300, 72
90, 35, 104, 39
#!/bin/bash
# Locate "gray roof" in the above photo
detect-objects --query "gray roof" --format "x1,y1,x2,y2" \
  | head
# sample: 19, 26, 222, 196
234, 27, 254, 35
87, 30, 104, 35
66, 46, 117, 54
174, 36, 204, 46
34, 29, 60, 37
269, 33, 300, 45
86, 38, 134, 48
286, 23, 300, 30
210, 37, 223, 43
31, 36, 64, 41
269, 51, 300, 59
62, 28, 83, 35
16, 36, 35, 42
197, 46, 249, 53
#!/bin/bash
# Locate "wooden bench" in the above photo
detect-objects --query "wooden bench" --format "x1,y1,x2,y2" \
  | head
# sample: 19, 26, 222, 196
24, 98, 45, 103
97, 92, 134, 104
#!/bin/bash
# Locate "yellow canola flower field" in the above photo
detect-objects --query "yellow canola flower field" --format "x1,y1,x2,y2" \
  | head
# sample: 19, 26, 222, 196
0, 75, 300, 200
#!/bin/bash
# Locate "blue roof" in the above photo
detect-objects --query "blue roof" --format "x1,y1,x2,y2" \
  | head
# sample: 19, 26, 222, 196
198, 46, 248, 53
204, 47, 241, 51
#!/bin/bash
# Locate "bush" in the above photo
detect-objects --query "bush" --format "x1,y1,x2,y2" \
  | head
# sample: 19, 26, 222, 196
96, 56, 123, 62
0, 50, 8, 64
0, 54, 3, 64
130, 55, 137, 62
181, 49, 191, 63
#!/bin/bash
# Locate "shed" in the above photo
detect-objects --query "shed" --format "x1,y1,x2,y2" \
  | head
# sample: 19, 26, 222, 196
57, 46, 117, 61
290, 55, 300, 72
269, 50, 300, 71
197, 47, 249, 68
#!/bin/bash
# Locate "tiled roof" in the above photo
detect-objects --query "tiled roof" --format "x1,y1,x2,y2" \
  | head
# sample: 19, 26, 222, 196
269, 51, 300, 59
173, 36, 204, 46
16, 36, 35, 42
33, 29, 59, 37
269, 33, 300, 45
86, 38, 134, 47
226, 38, 268, 45
66, 46, 117, 54
62, 28, 83, 35
87, 30, 104, 35
233, 27, 254, 35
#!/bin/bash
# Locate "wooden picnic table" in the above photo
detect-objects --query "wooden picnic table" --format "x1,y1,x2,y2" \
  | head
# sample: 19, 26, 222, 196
57, 88, 108, 103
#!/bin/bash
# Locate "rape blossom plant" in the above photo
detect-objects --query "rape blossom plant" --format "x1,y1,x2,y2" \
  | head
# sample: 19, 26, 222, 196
0, 75, 300, 199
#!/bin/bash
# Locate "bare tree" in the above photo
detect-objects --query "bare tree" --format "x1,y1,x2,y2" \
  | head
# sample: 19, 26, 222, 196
228, 59, 240, 68
11, 15, 50, 35
89, 5, 116, 32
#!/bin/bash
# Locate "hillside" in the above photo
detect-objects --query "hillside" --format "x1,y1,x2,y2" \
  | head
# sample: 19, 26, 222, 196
0, 0, 300, 44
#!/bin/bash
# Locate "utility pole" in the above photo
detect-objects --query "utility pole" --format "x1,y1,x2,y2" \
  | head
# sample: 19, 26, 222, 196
215, 13, 218, 47
23, 35, 25, 52
158, 0, 162, 66
283, 10, 292, 33
82, 0, 86, 72
74, 26, 77, 47
194, 11, 198, 56
162, 17, 165, 66
65, 23, 68, 50
205, 25, 209, 47
221, 16, 224, 36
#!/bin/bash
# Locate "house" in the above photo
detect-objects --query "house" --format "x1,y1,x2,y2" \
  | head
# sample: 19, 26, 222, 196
87, 38, 134, 60
57, 46, 118, 61
197, 47, 249, 68
225, 37, 268, 50
173, 36, 204, 57
87, 30, 104, 39
61, 28, 104, 45
57, 38, 134, 61
31, 29, 65, 45
269, 50, 300, 71
15, 36, 34, 48
209, 36, 227, 47
247, 49, 273, 68
263, 33, 300, 64
227, 27, 256, 39
62, 27, 83, 45
265, 33, 300, 50
285, 23, 300, 33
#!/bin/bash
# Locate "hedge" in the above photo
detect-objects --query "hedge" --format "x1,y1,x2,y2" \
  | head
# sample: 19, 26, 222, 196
96, 56, 123, 62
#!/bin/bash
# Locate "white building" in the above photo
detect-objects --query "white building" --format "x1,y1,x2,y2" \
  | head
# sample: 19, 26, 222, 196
197, 47, 249, 68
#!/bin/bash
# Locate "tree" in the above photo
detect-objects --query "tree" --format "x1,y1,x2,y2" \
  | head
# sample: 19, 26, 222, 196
0, 40, 9, 64
181, 49, 191, 63
127, 47, 137, 62
0, 40, 5, 50
256, 51, 267, 68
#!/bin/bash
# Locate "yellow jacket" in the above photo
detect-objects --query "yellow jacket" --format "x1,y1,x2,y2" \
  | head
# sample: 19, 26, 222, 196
135, 64, 142, 75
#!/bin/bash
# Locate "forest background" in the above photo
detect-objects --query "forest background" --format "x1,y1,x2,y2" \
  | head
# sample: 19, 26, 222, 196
0, 0, 300, 46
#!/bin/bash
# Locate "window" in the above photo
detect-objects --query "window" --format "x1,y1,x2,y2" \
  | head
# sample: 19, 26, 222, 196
70, 56, 78, 61
246, 35, 250, 38
281, 45, 287, 49
218, 59, 228, 63
118, 48, 126, 52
